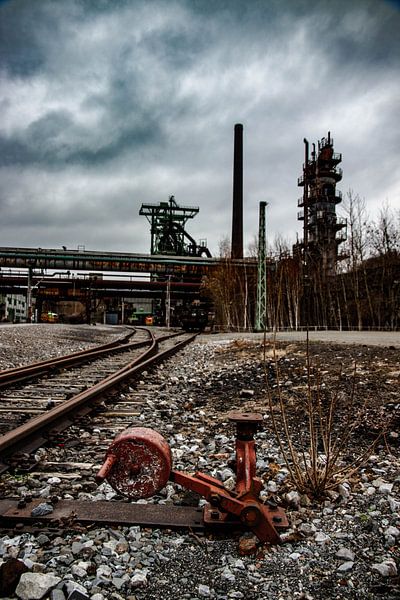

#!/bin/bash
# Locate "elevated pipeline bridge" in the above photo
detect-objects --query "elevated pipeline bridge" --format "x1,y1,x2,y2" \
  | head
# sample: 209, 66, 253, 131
0, 247, 256, 324
0, 247, 232, 276
0, 274, 201, 301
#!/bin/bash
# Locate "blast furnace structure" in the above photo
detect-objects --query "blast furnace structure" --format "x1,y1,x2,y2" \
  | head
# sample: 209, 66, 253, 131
297, 132, 347, 279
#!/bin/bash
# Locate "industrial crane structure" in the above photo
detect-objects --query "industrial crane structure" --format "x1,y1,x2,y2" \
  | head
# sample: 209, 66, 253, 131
139, 195, 211, 258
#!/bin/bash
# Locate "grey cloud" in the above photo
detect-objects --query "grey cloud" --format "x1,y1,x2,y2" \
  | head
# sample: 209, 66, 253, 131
0, 0, 399, 255
0, 2, 47, 76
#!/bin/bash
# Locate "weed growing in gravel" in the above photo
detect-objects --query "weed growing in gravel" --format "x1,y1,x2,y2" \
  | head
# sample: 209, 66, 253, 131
263, 331, 382, 499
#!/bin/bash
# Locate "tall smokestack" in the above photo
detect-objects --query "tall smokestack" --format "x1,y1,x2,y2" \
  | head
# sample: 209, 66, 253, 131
231, 123, 243, 259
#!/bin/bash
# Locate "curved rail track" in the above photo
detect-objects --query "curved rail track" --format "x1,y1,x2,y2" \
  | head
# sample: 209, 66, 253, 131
0, 327, 196, 473
0, 327, 138, 389
0, 327, 289, 543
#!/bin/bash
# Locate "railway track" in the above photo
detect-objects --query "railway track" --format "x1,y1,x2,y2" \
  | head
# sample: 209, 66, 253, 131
0, 327, 196, 475
0, 327, 144, 436
0, 326, 287, 546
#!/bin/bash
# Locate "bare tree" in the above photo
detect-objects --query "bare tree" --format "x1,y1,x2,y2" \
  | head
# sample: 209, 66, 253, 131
341, 190, 370, 329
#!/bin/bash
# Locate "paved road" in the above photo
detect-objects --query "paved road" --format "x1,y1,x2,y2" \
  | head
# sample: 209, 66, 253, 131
202, 330, 400, 347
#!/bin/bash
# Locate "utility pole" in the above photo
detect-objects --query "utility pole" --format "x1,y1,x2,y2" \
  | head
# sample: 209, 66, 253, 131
165, 276, 171, 328
26, 267, 33, 323
255, 201, 267, 332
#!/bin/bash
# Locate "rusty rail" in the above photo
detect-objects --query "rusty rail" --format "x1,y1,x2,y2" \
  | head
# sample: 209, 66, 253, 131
0, 328, 140, 389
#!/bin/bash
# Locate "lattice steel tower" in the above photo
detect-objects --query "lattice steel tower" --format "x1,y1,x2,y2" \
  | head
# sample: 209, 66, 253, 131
140, 195, 211, 257
255, 201, 267, 331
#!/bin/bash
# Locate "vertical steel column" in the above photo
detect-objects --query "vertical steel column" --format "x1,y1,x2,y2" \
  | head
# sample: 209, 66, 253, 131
255, 201, 267, 331
231, 123, 244, 259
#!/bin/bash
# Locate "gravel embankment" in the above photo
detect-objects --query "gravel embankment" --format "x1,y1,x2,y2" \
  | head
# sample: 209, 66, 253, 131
0, 324, 132, 370
0, 325, 398, 600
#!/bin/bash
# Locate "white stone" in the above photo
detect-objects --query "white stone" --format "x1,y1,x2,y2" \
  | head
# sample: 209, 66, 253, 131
338, 483, 351, 498
378, 483, 393, 495
337, 561, 354, 572
240, 389, 254, 397
289, 552, 301, 560
15, 573, 61, 600
96, 564, 112, 578
198, 584, 211, 597
388, 496, 400, 512
131, 570, 148, 588
372, 477, 384, 488
22, 558, 35, 569
218, 468, 234, 482
315, 531, 331, 544
266, 480, 277, 493
38, 486, 51, 498
71, 564, 87, 578
103, 540, 118, 552
372, 559, 397, 577
335, 547, 355, 561
47, 477, 61, 484
384, 526, 400, 538
221, 567, 235, 582
173, 448, 184, 459
286, 490, 301, 509
298, 522, 317, 536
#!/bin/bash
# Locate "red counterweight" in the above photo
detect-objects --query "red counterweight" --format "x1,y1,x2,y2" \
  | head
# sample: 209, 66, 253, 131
96, 427, 172, 499
96, 413, 288, 544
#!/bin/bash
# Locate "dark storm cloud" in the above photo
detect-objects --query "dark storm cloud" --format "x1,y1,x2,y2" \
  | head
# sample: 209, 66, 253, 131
0, 1, 47, 77
0, 107, 163, 167
0, 0, 399, 253
0, 0, 205, 169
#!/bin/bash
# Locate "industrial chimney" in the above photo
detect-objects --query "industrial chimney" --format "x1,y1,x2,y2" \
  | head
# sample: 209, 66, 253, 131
231, 123, 243, 259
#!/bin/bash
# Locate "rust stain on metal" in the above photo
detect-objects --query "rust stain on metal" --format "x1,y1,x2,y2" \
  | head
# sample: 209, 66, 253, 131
0, 499, 204, 529
96, 427, 172, 499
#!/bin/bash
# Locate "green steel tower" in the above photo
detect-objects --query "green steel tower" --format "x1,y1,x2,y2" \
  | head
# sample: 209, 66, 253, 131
139, 195, 211, 257
255, 201, 267, 331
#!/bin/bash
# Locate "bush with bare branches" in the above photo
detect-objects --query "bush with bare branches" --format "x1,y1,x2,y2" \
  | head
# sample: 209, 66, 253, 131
263, 332, 381, 498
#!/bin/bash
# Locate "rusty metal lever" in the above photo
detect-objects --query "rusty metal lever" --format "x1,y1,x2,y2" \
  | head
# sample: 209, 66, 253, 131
96, 412, 288, 544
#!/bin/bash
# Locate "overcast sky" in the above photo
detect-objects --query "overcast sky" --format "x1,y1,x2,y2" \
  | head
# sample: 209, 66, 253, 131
0, 0, 399, 256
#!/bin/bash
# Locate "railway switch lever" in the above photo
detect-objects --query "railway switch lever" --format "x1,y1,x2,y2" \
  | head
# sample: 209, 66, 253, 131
96, 412, 288, 544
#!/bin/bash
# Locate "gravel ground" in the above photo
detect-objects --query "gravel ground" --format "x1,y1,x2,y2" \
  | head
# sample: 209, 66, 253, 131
0, 324, 132, 370
0, 325, 398, 600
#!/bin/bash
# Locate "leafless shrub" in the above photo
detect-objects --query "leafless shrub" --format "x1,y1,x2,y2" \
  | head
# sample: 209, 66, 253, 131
263, 331, 381, 498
